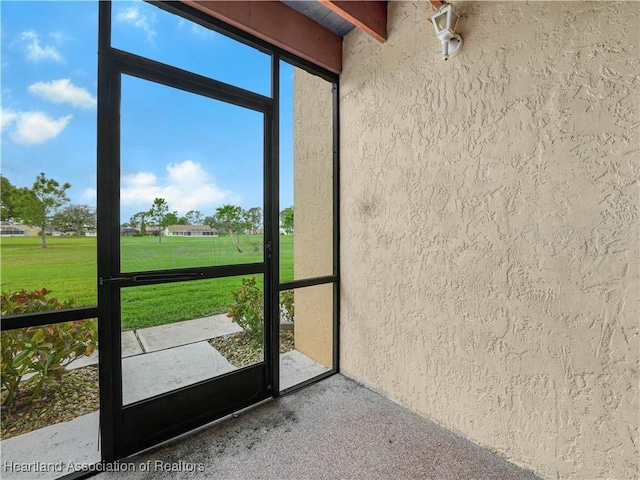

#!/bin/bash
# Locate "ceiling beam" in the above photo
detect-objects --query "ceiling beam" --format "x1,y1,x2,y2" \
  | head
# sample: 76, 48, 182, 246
318, 0, 387, 43
184, 1, 343, 74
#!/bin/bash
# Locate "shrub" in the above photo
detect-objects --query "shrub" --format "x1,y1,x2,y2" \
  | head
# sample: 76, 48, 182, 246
226, 278, 263, 347
227, 279, 296, 346
1, 288, 98, 408
280, 290, 294, 323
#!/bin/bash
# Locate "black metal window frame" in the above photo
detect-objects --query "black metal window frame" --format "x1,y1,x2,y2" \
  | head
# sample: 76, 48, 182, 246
1, 0, 340, 475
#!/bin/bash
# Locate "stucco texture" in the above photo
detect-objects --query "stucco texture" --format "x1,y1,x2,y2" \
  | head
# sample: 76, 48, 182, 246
292, 68, 334, 367
337, 1, 639, 479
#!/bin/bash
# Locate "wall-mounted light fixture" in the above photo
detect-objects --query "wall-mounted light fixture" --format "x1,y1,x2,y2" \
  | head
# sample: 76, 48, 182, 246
431, 3, 462, 60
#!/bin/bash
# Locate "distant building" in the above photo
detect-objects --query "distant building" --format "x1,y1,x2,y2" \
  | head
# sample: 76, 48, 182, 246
44, 226, 64, 237
1, 225, 26, 236
120, 227, 139, 237
164, 225, 219, 237
0, 224, 40, 236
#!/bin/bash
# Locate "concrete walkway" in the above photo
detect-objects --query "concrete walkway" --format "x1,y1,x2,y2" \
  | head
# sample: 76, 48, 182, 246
66, 314, 329, 404
1, 315, 328, 480
66, 314, 245, 404
66, 313, 243, 370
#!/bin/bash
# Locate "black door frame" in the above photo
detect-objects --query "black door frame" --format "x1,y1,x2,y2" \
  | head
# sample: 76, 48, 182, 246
95, 0, 341, 463
97, 2, 276, 459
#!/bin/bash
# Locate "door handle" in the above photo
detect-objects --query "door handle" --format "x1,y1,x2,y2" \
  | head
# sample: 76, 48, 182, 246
99, 272, 203, 285
132, 272, 204, 283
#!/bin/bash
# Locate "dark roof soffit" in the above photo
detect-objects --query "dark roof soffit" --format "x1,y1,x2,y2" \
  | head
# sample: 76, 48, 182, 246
280, 0, 356, 37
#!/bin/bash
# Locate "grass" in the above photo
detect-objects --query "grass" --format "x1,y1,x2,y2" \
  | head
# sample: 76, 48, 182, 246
1, 235, 294, 329
120, 234, 264, 272
0, 236, 98, 306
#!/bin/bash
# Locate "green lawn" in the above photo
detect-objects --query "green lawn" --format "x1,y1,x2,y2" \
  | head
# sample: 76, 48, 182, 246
1, 235, 294, 329
0, 236, 98, 306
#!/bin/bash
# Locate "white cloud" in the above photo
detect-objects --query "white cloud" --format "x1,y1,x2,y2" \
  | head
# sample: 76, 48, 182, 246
28, 79, 96, 109
81, 187, 97, 206
21, 30, 63, 62
117, 6, 156, 44
121, 160, 231, 213
10, 111, 72, 145
1, 107, 18, 131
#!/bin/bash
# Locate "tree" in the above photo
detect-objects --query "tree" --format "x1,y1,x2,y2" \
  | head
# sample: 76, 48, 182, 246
148, 197, 169, 244
13, 173, 71, 248
244, 207, 262, 234
204, 215, 222, 232
280, 206, 294, 235
53, 205, 95, 236
164, 211, 180, 227
1, 176, 17, 222
129, 211, 148, 234
184, 210, 203, 225
215, 204, 247, 253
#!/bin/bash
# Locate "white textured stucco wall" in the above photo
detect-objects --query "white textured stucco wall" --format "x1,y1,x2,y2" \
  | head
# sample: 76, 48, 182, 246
293, 68, 334, 367
338, 2, 639, 478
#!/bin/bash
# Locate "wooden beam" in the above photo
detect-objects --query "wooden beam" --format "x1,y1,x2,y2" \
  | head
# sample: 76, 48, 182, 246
184, 1, 342, 74
318, 0, 387, 43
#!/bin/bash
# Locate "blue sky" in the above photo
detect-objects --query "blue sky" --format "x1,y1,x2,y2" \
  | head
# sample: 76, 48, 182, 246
1, 0, 294, 223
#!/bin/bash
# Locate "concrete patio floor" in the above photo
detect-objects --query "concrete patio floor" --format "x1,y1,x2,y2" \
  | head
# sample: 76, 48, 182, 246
94, 374, 540, 480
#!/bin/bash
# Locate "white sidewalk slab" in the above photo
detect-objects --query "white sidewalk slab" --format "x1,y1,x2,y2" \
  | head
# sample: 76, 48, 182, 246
1, 412, 100, 480
135, 314, 242, 353
122, 330, 144, 356
66, 331, 143, 370
122, 341, 236, 405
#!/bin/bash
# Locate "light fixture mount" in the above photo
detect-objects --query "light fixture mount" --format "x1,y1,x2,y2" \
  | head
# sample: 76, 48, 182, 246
431, 3, 463, 60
